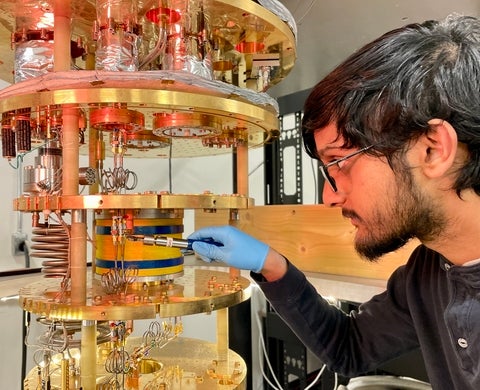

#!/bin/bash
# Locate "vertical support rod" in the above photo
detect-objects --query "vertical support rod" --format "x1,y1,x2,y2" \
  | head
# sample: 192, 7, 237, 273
230, 143, 249, 281
54, 0, 71, 72
63, 107, 86, 305
60, 358, 69, 390
62, 106, 80, 196
88, 127, 103, 195
80, 320, 97, 390
89, 128, 104, 275
62, 106, 86, 304
217, 307, 229, 361
234, 143, 249, 196
71, 209, 87, 305
230, 143, 249, 279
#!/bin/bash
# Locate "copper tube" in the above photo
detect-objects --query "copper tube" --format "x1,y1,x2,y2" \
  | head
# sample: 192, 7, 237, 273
235, 143, 249, 196
61, 106, 80, 195
70, 210, 87, 305
53, 0, 71, 72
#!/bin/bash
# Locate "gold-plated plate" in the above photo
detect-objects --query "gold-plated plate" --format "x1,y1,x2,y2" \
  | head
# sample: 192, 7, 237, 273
0, 72, 279, 157
13, 192, 254, 212
0, 0, 296, 87
19, 268, 251, 320
23, 337, 247, 389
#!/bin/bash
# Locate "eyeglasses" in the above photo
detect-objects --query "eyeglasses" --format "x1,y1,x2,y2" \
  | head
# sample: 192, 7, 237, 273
319, 145, 374, 192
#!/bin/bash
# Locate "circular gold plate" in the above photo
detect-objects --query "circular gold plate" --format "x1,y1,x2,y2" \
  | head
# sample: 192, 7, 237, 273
23, 337, 247, 389
14, 192, 253, 212
19, 267, 251, 320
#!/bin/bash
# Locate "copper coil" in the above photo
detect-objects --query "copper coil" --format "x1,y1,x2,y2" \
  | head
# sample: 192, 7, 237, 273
31, 225, 70, 278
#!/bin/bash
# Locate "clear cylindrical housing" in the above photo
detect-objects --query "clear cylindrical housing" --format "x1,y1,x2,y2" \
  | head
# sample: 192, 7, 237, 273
161, 0, 213, 79
13, 12, 54, 82
95, 0, 140, 71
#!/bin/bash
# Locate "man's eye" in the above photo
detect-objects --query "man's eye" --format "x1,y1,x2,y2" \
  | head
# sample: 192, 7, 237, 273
325, 156, 340, 165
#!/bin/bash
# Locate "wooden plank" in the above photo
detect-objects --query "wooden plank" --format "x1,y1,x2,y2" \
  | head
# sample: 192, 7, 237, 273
195, 204, 419, 281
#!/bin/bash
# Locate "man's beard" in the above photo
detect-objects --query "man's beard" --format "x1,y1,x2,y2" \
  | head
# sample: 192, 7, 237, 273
350, 171, 446, 262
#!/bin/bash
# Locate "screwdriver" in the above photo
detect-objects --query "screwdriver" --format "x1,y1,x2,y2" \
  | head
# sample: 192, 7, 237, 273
127, 235, 223, 250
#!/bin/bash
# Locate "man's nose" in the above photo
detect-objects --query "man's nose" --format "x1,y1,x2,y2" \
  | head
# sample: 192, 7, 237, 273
321, 184, 345, 207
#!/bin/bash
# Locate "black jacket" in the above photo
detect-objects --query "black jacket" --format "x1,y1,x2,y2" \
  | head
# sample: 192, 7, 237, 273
252, 245, 480, 389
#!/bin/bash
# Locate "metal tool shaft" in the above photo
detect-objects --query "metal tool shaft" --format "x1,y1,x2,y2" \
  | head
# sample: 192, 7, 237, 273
127, 235, 223, 250
144, 236, 190, 249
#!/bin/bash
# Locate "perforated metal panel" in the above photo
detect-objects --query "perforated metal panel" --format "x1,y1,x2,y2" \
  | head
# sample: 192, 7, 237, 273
265, 110, 303, 205
278, 111, 303, 204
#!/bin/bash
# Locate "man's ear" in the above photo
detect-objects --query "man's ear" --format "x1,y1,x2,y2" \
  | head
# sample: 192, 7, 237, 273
416, 119, 458, 179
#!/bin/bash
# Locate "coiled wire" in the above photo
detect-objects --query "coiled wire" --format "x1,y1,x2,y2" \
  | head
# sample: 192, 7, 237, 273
142, 319, 183, 350
101, 266, 138, 294
105, 349, 131, 374
101, 167, 138, 193
34, 318, 111, 350
27, 318, 111, 376
31, 224, 70, 278
96, 376, 121, 390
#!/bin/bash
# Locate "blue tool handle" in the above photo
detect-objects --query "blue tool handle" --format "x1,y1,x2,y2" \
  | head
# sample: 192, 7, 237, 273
186, 237, 224, 250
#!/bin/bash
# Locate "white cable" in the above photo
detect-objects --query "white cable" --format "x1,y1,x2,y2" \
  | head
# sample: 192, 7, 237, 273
254, 304, 332, 390
248, 160, 264, 177
304, 363, 327, 390
258, 340, 282, 390
258, 340, 283, 390
334, 372, 339, 389
254, 310, 284, 390
295, 0, 317, 25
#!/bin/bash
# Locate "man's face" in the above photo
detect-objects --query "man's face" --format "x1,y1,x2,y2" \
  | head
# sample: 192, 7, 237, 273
314, 124, 445, 261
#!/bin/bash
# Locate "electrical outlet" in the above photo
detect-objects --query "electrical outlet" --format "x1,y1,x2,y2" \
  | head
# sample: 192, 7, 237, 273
11, 232, 27, 256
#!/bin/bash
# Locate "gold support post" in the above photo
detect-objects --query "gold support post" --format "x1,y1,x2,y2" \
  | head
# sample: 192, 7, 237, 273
217, 142, 249, 377
70, 209, 87, 305
80, 320, 97, 390
60, 358, 69, 390
216, 307, 230, 378
229, 142, 249, 279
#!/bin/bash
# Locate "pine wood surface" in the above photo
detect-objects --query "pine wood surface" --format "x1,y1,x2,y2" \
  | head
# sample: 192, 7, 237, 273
195, 204, 420, 281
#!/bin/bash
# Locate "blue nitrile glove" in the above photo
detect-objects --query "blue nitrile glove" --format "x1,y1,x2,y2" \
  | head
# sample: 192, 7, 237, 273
188, 225, 269, 273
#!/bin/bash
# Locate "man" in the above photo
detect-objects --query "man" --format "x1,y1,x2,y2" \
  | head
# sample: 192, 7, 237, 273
188, 14, 480, 389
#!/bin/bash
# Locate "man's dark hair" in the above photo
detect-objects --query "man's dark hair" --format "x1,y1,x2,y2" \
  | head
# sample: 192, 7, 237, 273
302, 14, 480, 195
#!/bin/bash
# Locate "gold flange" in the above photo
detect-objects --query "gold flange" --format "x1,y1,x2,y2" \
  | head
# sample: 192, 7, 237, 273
13, 193, 254, 212
19, 268, 251, 320
0, 84, 278, 127
0, 75, 279, 157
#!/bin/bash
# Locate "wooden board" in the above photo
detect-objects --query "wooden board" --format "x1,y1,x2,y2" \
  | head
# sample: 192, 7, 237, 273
195, 204, 420, 281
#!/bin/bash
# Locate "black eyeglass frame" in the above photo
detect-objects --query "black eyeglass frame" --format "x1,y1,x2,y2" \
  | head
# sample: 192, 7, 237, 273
319, 144, 375, 192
